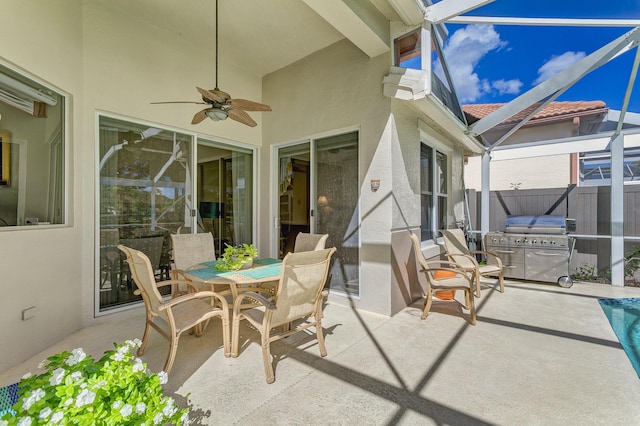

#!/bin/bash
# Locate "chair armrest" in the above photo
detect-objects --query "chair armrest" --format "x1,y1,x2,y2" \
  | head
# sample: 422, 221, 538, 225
470, 250, 503, 268
444, 253, 479, 269
155, 279, 199, 293
159, 290, 229, 311
233, 292, 276, 311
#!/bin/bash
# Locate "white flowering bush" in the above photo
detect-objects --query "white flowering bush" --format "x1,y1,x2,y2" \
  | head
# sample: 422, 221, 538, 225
0, 339, 189, 425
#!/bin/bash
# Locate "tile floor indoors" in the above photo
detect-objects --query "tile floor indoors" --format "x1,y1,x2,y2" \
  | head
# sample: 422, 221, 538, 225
2, 279, 640, 425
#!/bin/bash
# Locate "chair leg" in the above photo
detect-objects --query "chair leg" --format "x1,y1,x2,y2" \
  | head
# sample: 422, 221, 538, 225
137, 321, 152, 356
475, 273, 482, 298
164, 335, 180, 374
498, 271, 505, 293
316, 317, 327, 357
220, 314, 231, 357
467, 289, 477, 325
231, 313, 241, 358
421, 290, 433, 320
261, 332, 275, 384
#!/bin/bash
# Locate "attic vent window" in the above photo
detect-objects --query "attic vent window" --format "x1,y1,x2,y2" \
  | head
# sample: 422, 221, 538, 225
394, 29, 421, 69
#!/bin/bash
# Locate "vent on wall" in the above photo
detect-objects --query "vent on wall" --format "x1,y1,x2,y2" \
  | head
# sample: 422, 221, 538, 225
0, 72, 57, 116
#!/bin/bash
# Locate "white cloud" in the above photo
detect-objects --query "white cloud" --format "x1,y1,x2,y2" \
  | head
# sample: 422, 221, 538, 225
437, 24, 522, 102
492, 79, 522, 95
534, 51, 586, 85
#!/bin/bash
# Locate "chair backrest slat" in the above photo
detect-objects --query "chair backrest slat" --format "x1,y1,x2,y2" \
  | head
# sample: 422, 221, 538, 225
271, 247, 335, 325
171, 233, 216, 271
118, 245, 168, 321
440, 229, 476, 269
293, 233, 328, 253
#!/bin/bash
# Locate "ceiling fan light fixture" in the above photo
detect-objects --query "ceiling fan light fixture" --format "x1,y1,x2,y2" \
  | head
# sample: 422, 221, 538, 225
205, 108, 228, 121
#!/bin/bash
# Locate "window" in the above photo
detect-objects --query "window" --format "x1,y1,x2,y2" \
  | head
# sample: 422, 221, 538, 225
0, 62, 65, 227
394, 29, 422, 69
579, 148, 640, 186
420, 143, 448, 241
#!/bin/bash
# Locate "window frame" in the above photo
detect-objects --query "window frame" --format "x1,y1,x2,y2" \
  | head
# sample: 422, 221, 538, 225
420, 139, 450, 244
0, 59, 68, 229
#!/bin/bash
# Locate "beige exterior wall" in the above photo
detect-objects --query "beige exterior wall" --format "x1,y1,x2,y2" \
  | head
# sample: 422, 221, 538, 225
465, 154, 571, 191
465, 119, 576, 191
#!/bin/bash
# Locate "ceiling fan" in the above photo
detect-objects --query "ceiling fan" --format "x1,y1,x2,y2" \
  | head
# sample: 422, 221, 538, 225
151, 0, 271, 127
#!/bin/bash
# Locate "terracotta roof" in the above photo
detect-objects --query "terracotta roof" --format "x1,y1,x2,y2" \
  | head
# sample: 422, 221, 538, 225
463, 100, 607, 124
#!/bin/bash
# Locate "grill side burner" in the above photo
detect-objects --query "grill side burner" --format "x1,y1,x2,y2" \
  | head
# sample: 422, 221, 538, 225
485, 216, 574, 287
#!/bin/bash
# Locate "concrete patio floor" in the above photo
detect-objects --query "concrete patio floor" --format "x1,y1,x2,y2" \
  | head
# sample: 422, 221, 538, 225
2, 279, 640, 425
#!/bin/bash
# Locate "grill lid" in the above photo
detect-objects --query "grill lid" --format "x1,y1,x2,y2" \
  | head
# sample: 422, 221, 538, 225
505, 215, 566, 234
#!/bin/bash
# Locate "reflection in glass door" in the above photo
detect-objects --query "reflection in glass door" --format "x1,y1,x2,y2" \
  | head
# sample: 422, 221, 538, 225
276, 132, 359, 296
277, 142, 311, 257
197, 140, 253, 256
98, 116, 192, 311
316, 132, 359, 296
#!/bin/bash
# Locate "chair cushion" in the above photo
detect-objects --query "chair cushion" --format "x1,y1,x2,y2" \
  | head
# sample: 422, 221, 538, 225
433, 270, 456, 280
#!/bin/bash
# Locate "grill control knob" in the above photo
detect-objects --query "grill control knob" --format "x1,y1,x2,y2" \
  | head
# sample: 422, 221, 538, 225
515, 238, 521, 243
551, 240, 556, 245
531, 239, 537, 244
500, 238, 505, 244
542, 240, 548, 245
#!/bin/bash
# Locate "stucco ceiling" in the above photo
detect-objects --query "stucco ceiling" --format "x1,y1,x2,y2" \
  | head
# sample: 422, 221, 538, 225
108, 0, 400, 77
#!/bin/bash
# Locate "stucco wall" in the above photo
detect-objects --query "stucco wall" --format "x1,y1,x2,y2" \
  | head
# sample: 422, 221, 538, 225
0, 0, 84, 373
465, 154, 571, 191
465, 119, 575, 191
262, 39, 395, 315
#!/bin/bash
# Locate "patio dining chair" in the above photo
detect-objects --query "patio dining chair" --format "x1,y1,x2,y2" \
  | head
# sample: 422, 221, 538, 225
231, 247, 336, 384
410, 233, 476, 325
440, 228, 504, 297
118, 244, 230, 374
258, 232, 330, 297
170, 232, 233, 299
293, 232, 329, 252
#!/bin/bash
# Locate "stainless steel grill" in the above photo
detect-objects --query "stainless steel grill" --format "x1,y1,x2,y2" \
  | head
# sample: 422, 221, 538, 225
485, 215, 574, 287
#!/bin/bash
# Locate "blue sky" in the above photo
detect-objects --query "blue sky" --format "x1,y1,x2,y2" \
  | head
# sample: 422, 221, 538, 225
439, 0, 640, 111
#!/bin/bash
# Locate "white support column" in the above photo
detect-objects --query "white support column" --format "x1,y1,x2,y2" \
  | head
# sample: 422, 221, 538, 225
481, 151, 491, 238
610, 134, 625, 286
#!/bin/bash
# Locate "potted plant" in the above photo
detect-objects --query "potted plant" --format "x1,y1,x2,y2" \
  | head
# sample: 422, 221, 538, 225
0, 339, 189, 425
214, 243, 258, 271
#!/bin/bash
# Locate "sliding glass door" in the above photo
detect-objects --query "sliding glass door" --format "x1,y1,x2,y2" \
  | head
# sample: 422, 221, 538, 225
276, 131, 359, 296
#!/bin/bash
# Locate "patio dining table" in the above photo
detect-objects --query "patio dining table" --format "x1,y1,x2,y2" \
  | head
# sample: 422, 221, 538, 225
181, 257, 282, 303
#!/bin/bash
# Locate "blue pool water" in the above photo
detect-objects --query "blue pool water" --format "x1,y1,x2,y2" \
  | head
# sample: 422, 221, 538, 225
598, 298, 640, 377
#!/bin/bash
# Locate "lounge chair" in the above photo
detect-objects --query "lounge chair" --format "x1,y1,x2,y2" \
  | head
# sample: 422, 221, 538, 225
410, 233, 476, 325
440, 228, 504, 297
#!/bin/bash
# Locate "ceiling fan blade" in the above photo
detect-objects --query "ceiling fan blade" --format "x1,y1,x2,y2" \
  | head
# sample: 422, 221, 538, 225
229, 99, 272, 111
197, 87, 227, 104
227, 108, 257, 127
192, 109, 209, 125
151, 101, 207, 105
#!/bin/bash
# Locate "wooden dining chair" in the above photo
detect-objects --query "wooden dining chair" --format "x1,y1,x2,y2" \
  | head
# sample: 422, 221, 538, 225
170, 232, 232, 298
231, 247, 336, 383
293, 232, 329, 252
118, 244, 230, 374
440, 228, 504, 297
410, 233, 476, 325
